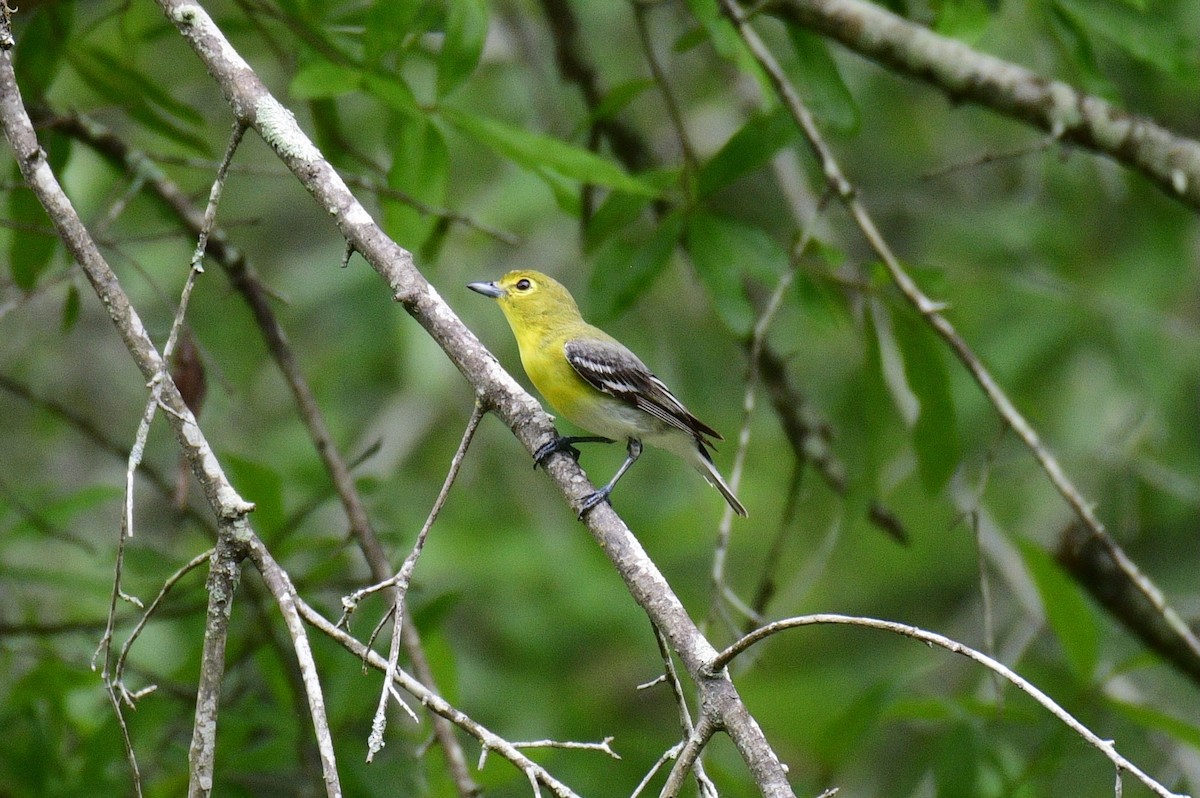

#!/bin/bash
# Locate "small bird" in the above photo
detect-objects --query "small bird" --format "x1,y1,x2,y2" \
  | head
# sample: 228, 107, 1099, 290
468, 269, 747, 518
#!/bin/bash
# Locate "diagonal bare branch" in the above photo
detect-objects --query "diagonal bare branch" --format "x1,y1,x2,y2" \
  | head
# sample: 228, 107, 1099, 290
712, 614, 1188, 798
722, 0, 1200, 676
0, 28, 345, 798
770, 0, 1200, 211
151, 2, 795, 793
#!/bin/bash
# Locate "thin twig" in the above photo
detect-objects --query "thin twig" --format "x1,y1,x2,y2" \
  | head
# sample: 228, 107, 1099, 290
479, 737, 620, 768
244, 534, 343, 798
294, 594, 583, 798
709, 228, 814, 627
187, 527, 250, 797
651, 627, 718, 798
658, 717, 717, 798
632, 1, 697, 170
631, 743, 684, 798
102, 674, 145, 797
43, 105, 481, 794
114, 548, 214, 696
98, 123, 245, 756
91, 173, 148, 239
721, 0, 1200, 666
920, 135, 1060, 181
366, 400, 486, 761
711, 614, 1188, 798
0, 31, 261, 798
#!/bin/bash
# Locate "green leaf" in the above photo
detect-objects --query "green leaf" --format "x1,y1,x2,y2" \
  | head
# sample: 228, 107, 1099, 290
12, 2, 73, 101
9, 186, 57, 291
581, 78, 655, 129
307, 99, 351, 168
845, 305, 891, 523
932, 0, 993, 43
813, 682, 893, 769
80, 48, 204, 127
364, 0, 437, 65
681, 0, 760, 76
67, 47, 210, 154
698, 107, 798, 199
785, 28, 859, 133
1047, 4, 1113, 99
1019, 540, 1100, 681
685, 213, 787, 335
868, 299, 919, 427
933, 724, 980, 798
588, 211, 684, 320
361, 73, 421, 116
9, 132, 70, 291
414, 627, 461, 706
61, 283, 80, 333
6, 485, 122, 539
1054, 0, 1194, 76
792, 240, 853, 327
437, 0, 488, 98
673, 25, 709, 54
290, 60, 362, 100
441, 106, 659, 196
584, 191, 653, 254
1109, 699, 1200, 750
384, 115, 449, 252
533, 166, 583, 216
892, 306, 960, 494
223, 455, 284, 535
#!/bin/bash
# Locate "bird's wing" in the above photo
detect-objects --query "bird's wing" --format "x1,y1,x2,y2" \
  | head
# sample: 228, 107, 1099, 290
564, 338, 723, 443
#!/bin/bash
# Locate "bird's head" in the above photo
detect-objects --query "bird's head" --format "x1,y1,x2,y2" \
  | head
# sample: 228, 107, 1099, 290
467, 270, 581, 325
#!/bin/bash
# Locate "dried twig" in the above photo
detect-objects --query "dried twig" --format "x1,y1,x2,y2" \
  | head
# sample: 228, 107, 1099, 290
711, 614, 1188, 798
365, 400, 485, 761
769, 0, 1200, 210
153, 4, 796, 792
295, 595, 584, 798
42, 105, 481, 794
722, 0, 1200, 670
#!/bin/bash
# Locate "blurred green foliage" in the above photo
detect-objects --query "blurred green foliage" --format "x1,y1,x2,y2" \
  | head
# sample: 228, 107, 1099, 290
1, 0, 1199, 795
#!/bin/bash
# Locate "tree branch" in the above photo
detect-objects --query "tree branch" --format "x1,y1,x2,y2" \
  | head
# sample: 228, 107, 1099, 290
152, 2, 795, 793
724, 0, 1200, 676
295, 594, 584, 798
0, 26, 346, 798
769, 0, 1200, 210
712, 614, 1188, 798
187, 526, 248, 798
39, 105, 481, 795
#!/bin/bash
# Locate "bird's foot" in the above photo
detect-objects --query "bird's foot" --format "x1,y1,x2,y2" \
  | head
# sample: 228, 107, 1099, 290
576, 486, 612, 520
534, 437, 579, 468
533, 435, 614, 470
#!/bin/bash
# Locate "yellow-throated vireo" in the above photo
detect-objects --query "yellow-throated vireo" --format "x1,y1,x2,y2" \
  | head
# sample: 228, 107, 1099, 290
468, 270, 747, 518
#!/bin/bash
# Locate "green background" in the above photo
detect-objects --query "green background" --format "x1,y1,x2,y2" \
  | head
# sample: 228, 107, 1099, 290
1, 0, 1198, 795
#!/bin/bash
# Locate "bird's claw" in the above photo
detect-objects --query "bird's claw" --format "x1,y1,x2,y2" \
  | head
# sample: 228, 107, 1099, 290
534, 438, 581, 469
533, 435, 614, 470
576, 487, 611, 520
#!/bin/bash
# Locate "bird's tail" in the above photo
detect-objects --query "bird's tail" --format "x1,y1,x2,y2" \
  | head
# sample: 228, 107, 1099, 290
693, 445, 748, 518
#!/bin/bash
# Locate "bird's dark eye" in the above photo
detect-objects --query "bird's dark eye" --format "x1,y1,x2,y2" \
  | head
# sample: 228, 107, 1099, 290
515, 278, 532, 291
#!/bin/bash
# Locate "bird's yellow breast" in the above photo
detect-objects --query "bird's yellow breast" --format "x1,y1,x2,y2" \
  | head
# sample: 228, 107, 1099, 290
518, 335, 592, 418
513, 329, 642, 439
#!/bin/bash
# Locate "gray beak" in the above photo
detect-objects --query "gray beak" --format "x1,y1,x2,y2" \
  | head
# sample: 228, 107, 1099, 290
467, 281, 504, 298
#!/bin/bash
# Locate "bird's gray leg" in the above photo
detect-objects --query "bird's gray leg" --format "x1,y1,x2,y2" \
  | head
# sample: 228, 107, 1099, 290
533, 435, 615, 469
578, 438, 642, 518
